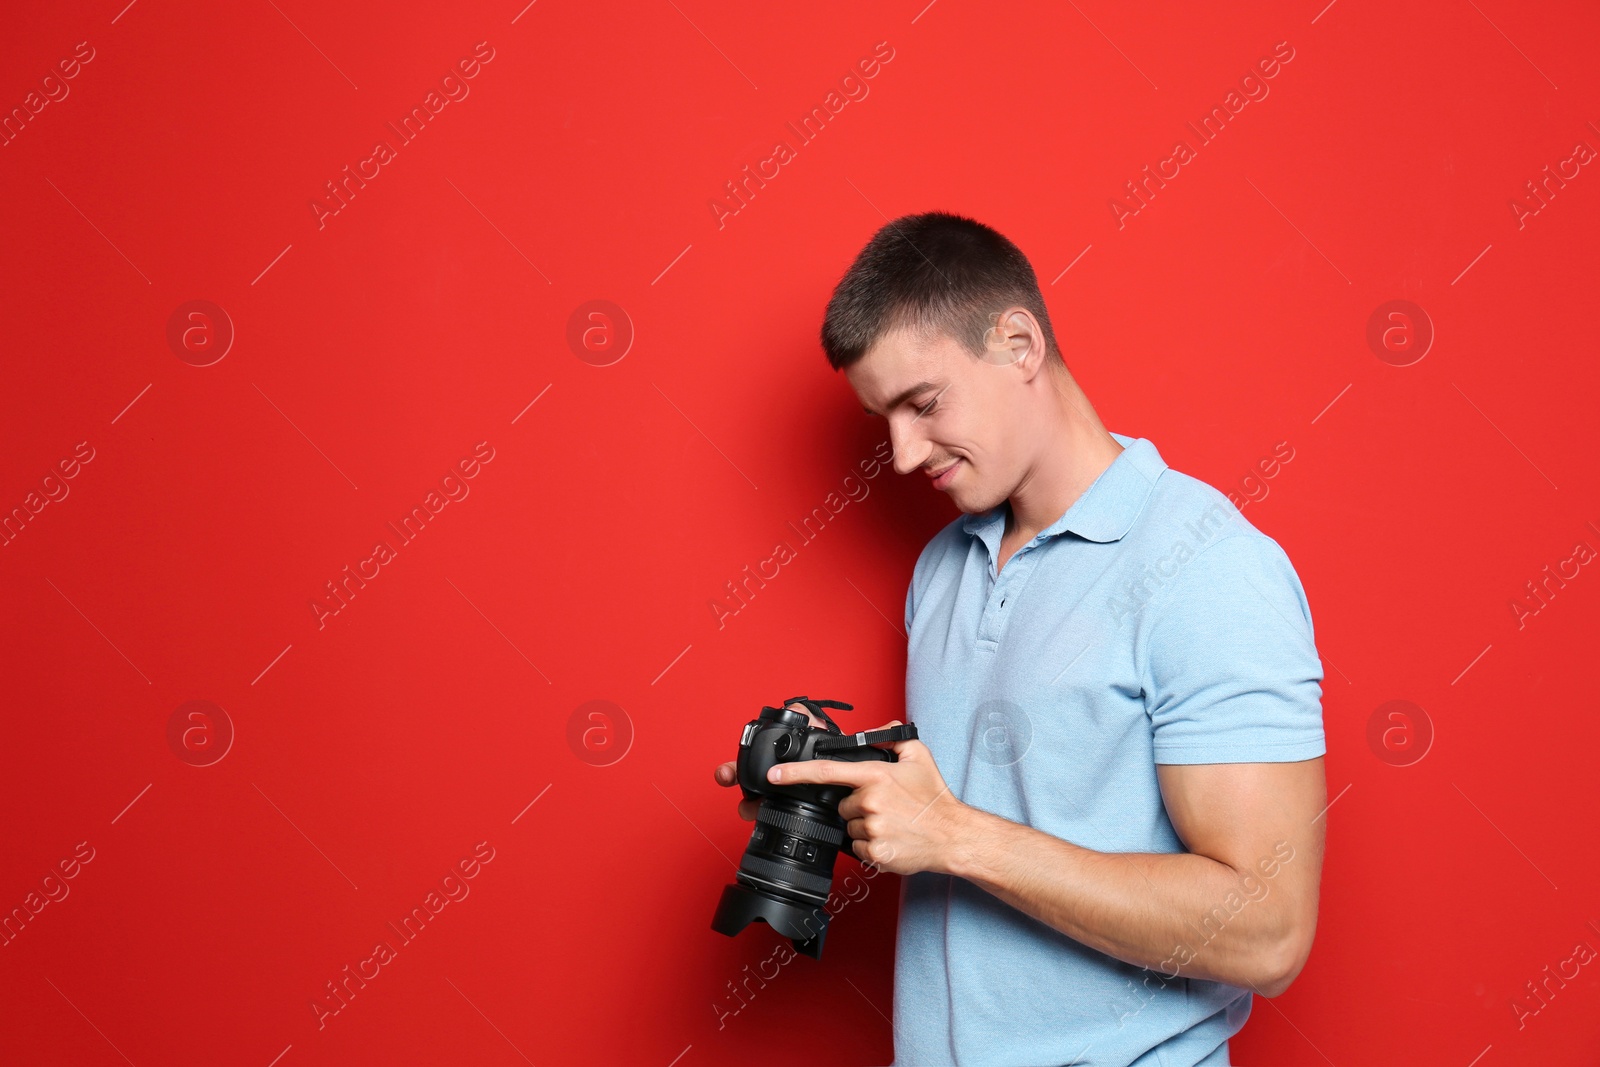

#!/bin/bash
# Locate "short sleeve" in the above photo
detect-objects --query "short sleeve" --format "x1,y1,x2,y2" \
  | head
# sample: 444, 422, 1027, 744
1142, 533, 1326, 764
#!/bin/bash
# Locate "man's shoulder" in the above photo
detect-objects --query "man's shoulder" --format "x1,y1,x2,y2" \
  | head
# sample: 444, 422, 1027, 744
1120, 460, 1315, 620
1125, 470, 1315, 649
1136, 463, 1277, 561
1144, 458, 1238, 519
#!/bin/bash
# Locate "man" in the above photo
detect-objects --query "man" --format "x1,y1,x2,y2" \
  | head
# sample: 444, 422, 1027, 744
713, 211, 1326, 1066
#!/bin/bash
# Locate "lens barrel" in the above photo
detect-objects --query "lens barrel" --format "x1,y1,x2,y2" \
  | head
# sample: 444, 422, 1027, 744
712, 699, 917, 960
710, 798, 850, 959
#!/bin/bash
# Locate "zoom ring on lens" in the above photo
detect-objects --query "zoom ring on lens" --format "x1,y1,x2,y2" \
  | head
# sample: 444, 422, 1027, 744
757, 805, 847, 848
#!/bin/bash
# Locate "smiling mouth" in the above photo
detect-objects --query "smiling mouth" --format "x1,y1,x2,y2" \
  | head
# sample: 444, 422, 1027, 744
929, 460, 961, 487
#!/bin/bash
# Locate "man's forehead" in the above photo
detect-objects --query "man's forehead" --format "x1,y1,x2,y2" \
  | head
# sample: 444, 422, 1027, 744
869, 322, 945, 362
852, 328, 953, 412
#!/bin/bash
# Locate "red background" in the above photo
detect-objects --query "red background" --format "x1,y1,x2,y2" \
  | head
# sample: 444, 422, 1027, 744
3, 0, 1598, 1064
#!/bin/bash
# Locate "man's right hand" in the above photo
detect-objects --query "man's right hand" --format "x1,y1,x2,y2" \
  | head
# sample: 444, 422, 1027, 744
713, 702, 832, 822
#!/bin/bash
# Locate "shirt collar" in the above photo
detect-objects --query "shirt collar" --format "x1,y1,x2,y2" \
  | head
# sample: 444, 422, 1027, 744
961, 432, 1168, 552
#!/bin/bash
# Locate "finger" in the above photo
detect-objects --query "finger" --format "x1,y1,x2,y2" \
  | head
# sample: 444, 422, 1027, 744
714, 761, 736, 786
862, 844, 894, 872
873, 720, 923, 758
846, 817, 867, 840
769, 758, 874, 788
737, 798, 759, 822
786, 702, 830, 730
868, 719, 905, 749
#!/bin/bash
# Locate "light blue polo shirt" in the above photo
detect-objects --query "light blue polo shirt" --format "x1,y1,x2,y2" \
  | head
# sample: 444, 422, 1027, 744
892, 431, 1325, 1067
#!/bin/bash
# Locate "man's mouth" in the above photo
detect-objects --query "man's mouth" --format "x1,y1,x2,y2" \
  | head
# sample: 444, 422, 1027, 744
929, 460, 961, 489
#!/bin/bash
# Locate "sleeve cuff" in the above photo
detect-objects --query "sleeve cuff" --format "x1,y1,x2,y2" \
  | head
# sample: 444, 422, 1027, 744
1152, 736, 1327, 765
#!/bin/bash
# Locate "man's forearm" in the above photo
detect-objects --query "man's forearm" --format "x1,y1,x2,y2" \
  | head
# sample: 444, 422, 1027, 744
938, 803, 1301, 994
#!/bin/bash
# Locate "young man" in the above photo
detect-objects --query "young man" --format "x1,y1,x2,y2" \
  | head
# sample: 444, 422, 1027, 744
713, 211, 1326, 1066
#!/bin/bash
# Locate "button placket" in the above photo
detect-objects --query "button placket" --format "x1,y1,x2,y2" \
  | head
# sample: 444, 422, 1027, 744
977, 542, 1037, 648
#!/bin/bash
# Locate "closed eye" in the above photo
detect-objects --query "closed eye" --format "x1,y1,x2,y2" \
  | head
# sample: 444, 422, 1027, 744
914, 384, 950, 420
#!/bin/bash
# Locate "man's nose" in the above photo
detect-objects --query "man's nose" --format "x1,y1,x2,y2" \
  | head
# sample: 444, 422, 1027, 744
889, 417, 929, 475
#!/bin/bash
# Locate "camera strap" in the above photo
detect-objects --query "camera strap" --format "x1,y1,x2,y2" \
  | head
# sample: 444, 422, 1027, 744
770, 694, 918, 753
813, 723, 919, 754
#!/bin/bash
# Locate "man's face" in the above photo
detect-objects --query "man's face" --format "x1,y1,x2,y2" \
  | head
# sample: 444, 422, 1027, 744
846, 324, 1027, 513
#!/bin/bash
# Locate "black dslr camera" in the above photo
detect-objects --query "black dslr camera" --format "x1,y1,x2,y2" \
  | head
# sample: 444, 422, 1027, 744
710, 695, 918, 960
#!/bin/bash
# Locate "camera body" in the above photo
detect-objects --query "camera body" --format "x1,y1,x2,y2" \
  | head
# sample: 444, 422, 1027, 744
711, 696, 918, 959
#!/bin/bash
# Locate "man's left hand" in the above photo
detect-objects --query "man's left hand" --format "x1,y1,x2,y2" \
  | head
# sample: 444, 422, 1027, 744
767, 721, 966, 876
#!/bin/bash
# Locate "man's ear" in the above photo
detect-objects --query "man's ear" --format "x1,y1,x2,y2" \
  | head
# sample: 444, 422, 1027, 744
986, 308, 1047, 380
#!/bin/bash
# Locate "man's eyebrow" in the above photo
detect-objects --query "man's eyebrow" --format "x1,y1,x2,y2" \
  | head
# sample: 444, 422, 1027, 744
862, 380, 940, 416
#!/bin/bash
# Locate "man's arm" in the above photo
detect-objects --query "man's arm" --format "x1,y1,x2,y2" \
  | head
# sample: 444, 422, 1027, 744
767, 737, 1326, 997
760, 532, 1328, 994
943, 757, 1326, 997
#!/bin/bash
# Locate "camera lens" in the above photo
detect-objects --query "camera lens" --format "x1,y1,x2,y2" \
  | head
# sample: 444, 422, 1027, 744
742, 799, 845, 901
713, 699, 911, 961
711, 796, 850, 959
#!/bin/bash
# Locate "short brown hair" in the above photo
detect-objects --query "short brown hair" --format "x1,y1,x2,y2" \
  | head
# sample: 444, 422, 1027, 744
820, 211, 1061, 371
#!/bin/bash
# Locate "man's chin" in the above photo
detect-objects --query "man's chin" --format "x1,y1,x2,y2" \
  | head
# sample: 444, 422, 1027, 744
950, 484, 1009, 515
951, 488, 993, 513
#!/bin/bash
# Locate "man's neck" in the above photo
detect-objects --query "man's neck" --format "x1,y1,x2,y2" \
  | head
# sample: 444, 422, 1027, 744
1002, 415, 1125, 545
